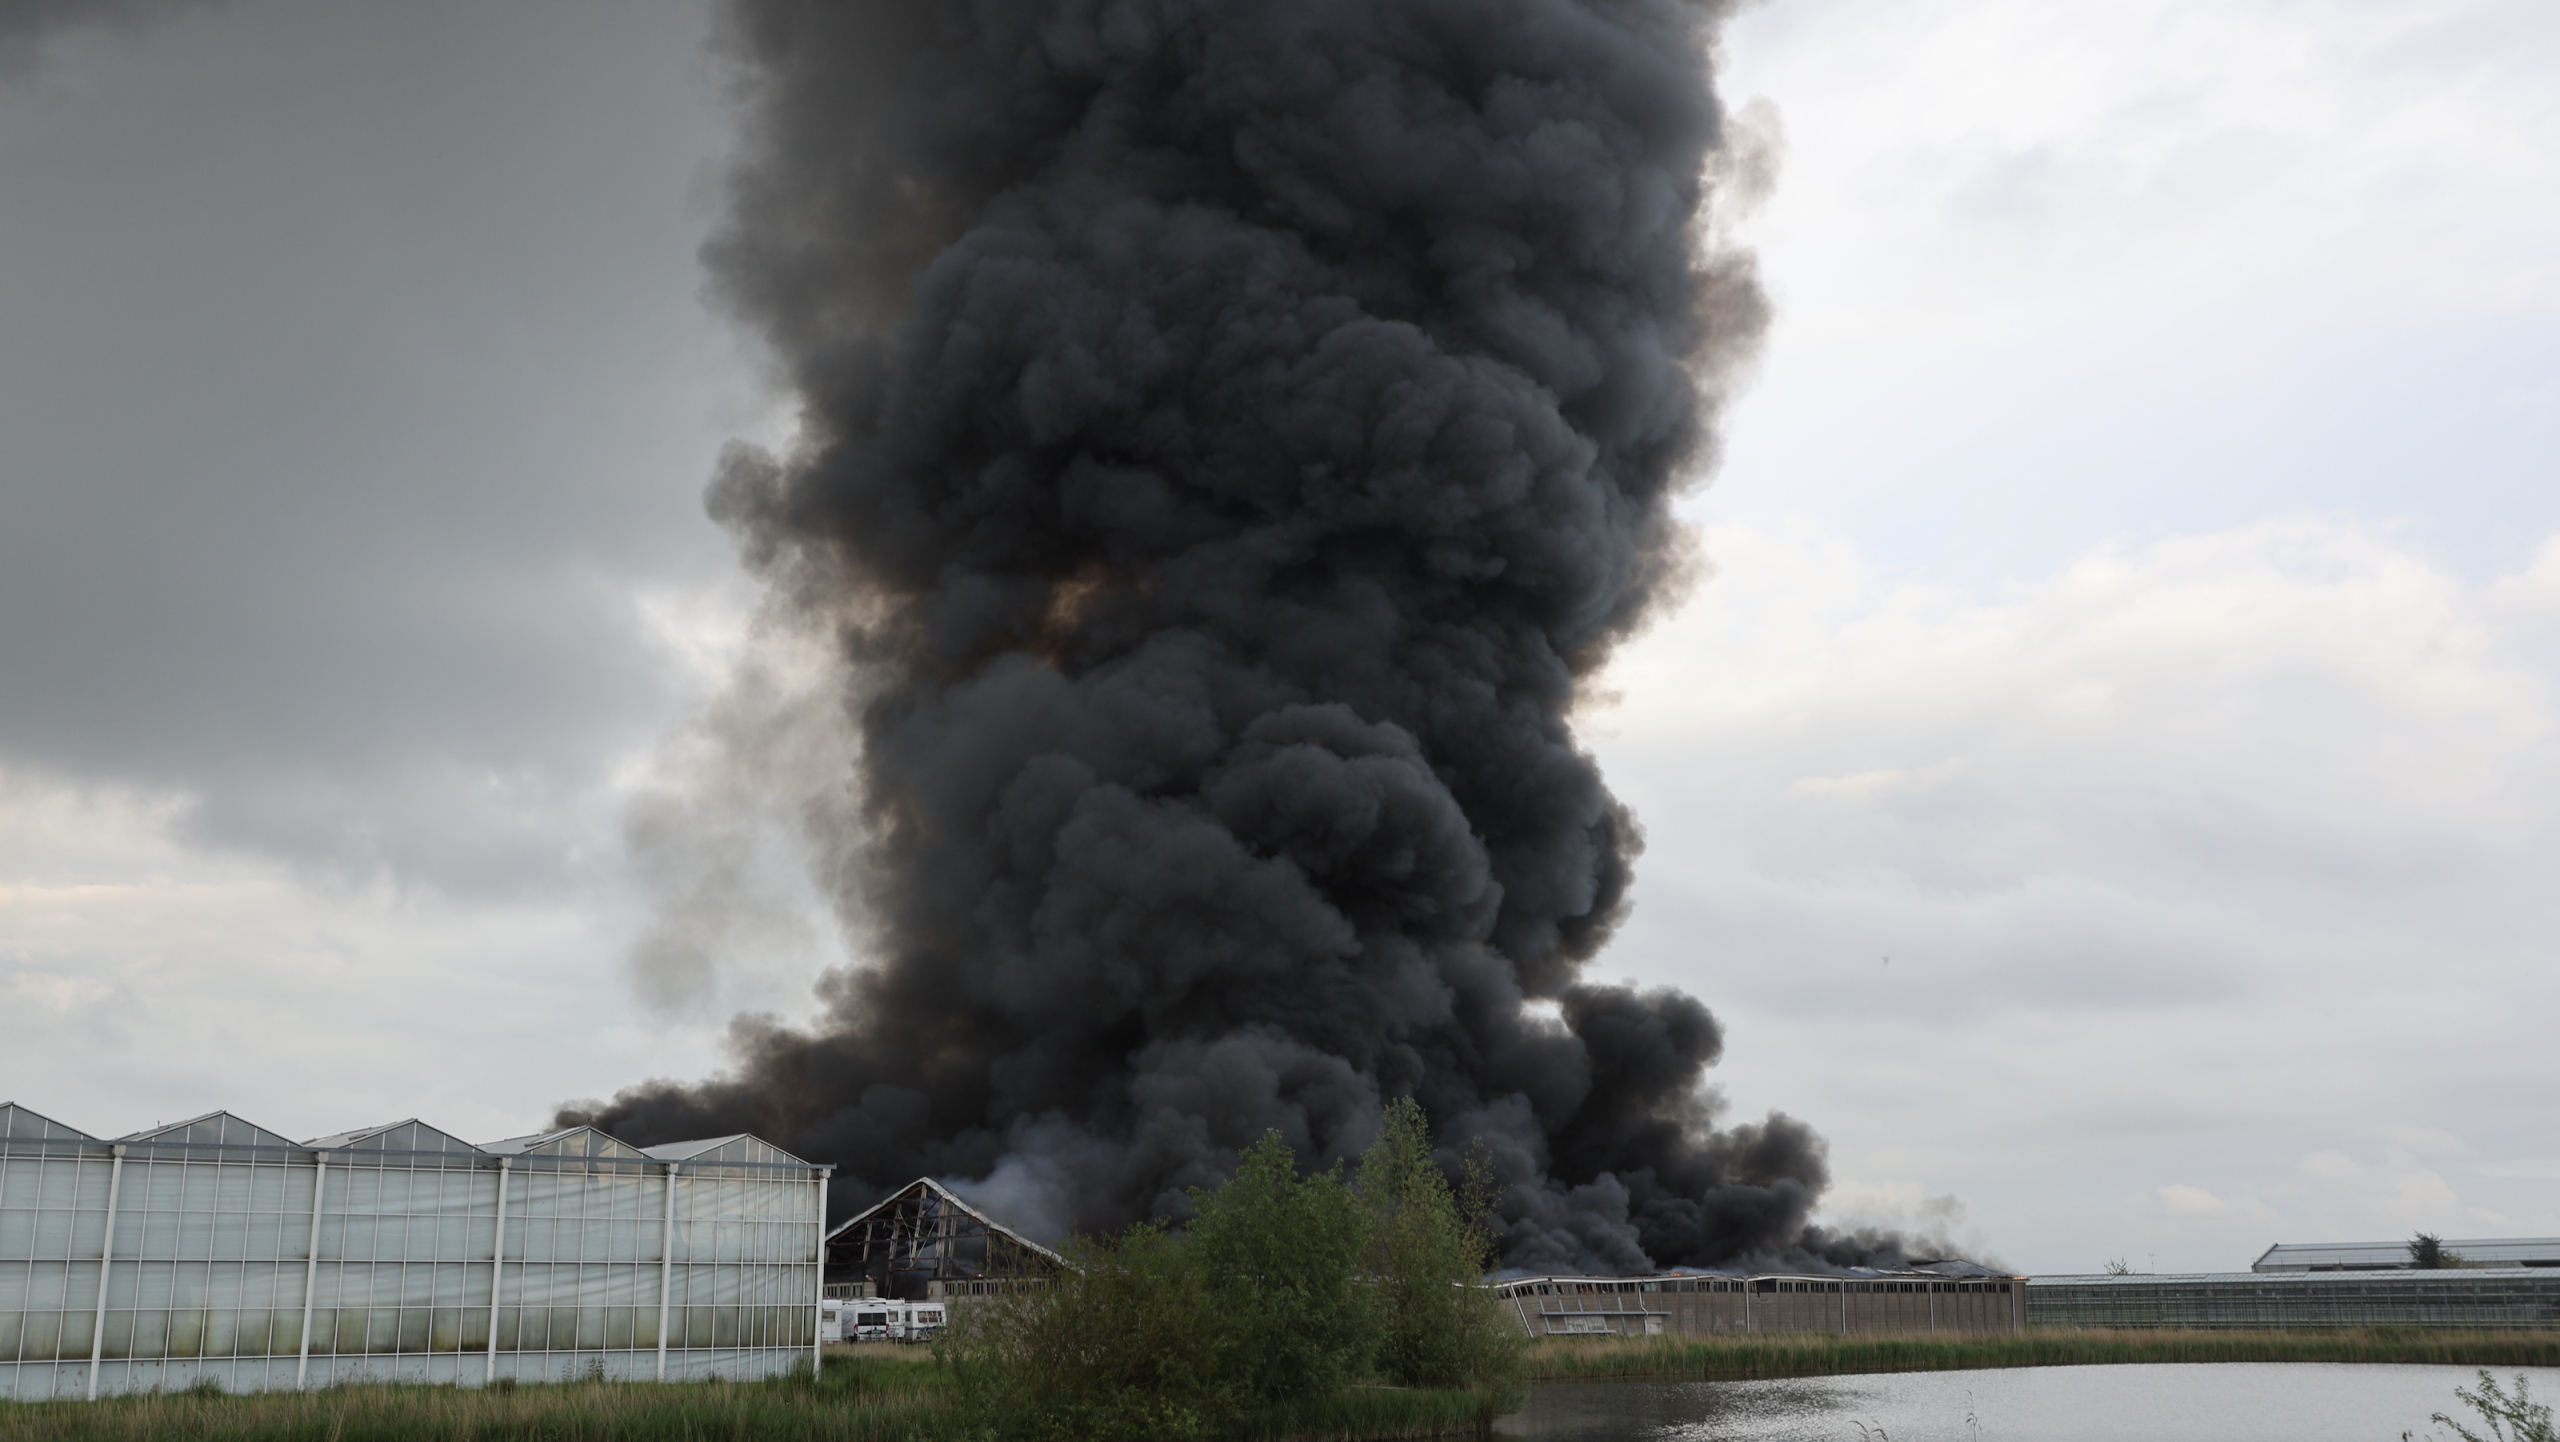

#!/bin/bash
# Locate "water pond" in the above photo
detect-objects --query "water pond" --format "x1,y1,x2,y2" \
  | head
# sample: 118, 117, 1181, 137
1492, 1363, 2560, 1442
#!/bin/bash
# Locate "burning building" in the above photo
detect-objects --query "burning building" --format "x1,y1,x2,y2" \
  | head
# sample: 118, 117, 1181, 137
822, 1177, 1066, 1301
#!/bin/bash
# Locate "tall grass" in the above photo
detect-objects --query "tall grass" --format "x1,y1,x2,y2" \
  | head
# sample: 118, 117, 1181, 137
0, 1354, 1497, 1442
1528, 1328, 2560, 1383
0, 1358, 943, 1442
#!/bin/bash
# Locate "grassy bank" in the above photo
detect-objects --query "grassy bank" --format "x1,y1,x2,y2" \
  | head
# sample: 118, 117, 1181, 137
0, 1354, 938, 1442
1529, 1328, 2560, 1384
0, 1353, 1496, 1442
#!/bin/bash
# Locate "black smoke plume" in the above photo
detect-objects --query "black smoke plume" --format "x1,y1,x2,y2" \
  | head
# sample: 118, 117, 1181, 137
571, 0, 1889, 1274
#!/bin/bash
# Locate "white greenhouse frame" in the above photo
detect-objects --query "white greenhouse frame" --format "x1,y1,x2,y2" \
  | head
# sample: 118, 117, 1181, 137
0, 1102, 829, 1401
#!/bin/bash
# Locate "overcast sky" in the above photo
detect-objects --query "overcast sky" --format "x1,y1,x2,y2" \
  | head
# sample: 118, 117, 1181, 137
2, 0, 2553, 1275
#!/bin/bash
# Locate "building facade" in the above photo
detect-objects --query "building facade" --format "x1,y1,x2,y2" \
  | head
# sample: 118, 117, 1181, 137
1493, 1273, 2026, 1337
0, 1103, 828, 1401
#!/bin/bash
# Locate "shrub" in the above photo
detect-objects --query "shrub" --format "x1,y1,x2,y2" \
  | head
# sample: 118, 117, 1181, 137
2435, 1370, 2557, 1442
944, 1112, 1523, 1438
944, 1222, 1246, 1442
1358, 1099, 1526, 1402
1187, 1131, 1377, 1406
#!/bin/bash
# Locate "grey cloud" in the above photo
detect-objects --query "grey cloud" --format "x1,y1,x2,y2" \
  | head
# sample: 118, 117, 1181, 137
0, 0, 208, 80
0, 1, 737, 893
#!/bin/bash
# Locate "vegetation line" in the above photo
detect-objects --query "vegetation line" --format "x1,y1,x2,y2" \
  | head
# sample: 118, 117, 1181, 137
1528, 1328, 2560, 1383
0, 1356, 1497, 1442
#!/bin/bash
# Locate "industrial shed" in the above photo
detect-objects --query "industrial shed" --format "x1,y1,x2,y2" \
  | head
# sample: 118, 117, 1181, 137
0, 1102, 828, 1401
823, 1178, 1064, 1301
1493, 1271, 2025, 1337
2027, 1269, 2560, 1328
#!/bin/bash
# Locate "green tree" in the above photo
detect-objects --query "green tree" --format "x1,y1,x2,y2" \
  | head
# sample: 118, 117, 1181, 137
1185, 1130, 1377, 1406
945, 1223, 1244, 1442
1358, 1098, 1526, 1398
2412, 1232, 2470, 1269
947, 1112, 1525, 1438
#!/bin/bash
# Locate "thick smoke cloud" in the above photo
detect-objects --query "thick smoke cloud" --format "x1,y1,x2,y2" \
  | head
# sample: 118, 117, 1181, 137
570, 0, 1885, 1272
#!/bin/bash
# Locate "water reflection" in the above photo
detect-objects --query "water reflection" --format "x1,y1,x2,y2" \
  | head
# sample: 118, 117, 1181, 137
1494, 1363, 2560, 1442
1496, 1377, 1848, 1441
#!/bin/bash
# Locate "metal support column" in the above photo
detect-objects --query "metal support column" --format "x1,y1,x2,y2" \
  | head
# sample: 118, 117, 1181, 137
484, 1156, 510, 1385
1839, 1280, 1849, 1335
84, 1144, 126, 1402
294, 1153, 327, 1390
655, 1162, 677, 1382
811, 1171, 829, 1376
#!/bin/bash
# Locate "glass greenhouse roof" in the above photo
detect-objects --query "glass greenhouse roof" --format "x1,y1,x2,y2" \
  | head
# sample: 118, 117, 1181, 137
0, 1103, 92, 1141
2253, 1238, 2560, 1270
0, 1101, 824, 1174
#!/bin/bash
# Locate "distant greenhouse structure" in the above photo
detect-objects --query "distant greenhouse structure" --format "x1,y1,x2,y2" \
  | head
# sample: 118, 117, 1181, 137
2028, 1269, 2560, 1328
2253, 1238, 2560, 1272
0, 1102, 828, 1401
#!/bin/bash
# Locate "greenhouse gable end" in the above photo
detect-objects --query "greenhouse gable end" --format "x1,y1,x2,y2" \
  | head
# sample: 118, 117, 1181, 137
0, 1102, 830, 1400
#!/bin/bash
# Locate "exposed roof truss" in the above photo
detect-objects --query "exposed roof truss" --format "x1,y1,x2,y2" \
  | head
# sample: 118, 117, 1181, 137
825, 1177, 1064, 1288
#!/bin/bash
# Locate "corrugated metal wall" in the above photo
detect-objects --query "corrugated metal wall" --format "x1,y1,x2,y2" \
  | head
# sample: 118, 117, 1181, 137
1495, 1273, 2027, 1337
0, 1106, 827, 1400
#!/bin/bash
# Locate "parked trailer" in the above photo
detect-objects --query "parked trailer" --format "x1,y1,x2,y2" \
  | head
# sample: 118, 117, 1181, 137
847, 1305, 895, 1342
826, 1300, 951, 1343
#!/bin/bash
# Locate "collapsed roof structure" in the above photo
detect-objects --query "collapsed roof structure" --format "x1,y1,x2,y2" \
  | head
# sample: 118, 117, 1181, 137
823, 1178, 1065, 1300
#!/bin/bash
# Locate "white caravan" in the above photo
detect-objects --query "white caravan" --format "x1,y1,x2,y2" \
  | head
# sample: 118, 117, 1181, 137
828, 1299, 949, 1343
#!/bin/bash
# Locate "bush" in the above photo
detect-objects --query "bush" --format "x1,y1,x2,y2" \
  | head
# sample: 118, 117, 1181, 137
1187, 1131, 1377, 1405
2436, 1370, 2557, 1442
944, 1223, 1243, 1442
1358, 1099, 1526, 1402
945, 1108, 1525, 1438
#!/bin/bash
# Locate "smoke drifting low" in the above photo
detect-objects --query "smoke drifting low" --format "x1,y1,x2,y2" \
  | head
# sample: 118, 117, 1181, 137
572, 0, 1907, 1273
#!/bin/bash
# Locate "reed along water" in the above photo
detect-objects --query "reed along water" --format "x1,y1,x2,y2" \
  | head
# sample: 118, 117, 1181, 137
1496, 1362, 2560, 1442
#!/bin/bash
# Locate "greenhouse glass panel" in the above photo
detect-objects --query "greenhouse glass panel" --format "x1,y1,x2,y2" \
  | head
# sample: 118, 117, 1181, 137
2027, 1270, 2560, 1328
0, 1105, 825, 1399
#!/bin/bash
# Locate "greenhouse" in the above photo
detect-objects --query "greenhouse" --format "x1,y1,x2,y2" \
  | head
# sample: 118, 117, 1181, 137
2253, 1237, 2560, 1271
2027, 1268, 2560, 1328
0, 1102, 829, 1401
